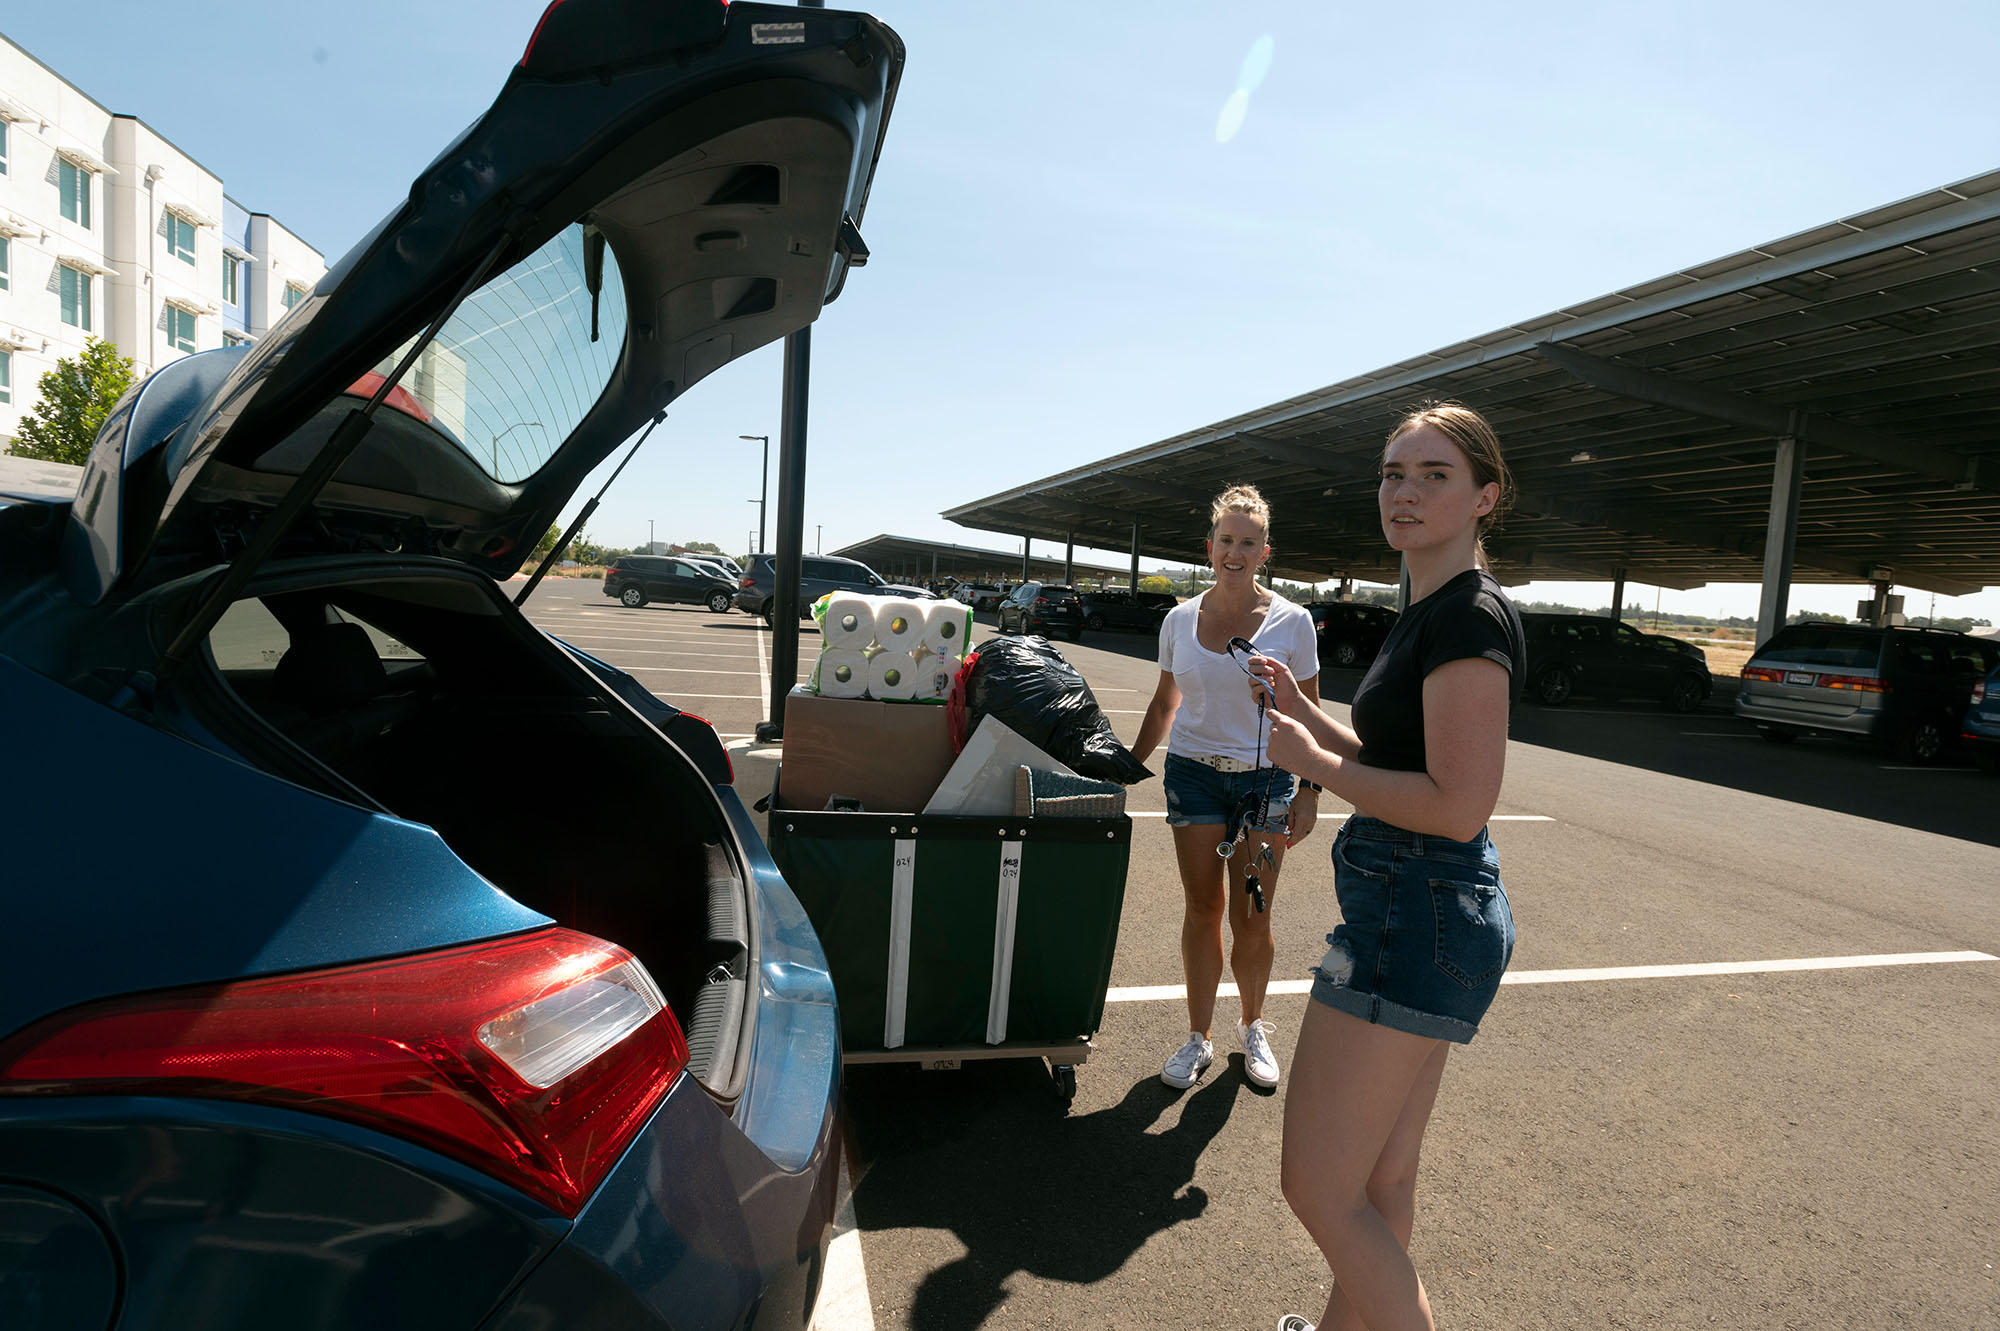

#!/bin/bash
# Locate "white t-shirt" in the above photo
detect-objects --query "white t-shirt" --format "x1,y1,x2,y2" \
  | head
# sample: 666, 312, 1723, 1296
1159, 590, 1320, 765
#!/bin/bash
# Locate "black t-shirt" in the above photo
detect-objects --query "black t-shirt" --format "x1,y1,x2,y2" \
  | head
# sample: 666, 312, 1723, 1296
1350, 569, 1525, 773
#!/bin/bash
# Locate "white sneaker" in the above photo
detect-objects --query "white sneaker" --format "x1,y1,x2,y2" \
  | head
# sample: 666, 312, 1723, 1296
1275, 1317, 1315, 1331
1237, 1018, 1281, 1088
1160, 1032, 1214, 1088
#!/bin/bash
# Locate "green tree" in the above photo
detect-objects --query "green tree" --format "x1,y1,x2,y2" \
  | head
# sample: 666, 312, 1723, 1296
683, 540, 723, 555
532, 523, 562, 560
7, 338, 138, 466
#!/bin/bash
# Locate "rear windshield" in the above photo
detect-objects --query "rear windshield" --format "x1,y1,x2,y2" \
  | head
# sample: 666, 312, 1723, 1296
1755, 626, 1882, 670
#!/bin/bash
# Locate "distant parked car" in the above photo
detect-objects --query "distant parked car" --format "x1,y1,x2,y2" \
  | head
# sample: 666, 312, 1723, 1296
1079, 588, 1177, 633
733, 553, 933, 621
953, 582, 1004, 610
997, 582, 1083, 641
1960, 662, 2000, 774
1311, 601, 1399, 669
1520, 612, 1713, 711
1738, 622, 1999, 762
603, 554, 738, 612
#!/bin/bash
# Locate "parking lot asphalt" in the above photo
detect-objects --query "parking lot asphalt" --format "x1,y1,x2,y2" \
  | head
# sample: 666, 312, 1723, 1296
516, 576, 2000, 1331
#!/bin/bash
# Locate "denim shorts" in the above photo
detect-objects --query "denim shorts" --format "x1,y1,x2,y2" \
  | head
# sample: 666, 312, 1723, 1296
1310, 815, 1515, 1043
1162, 753, 1295, 831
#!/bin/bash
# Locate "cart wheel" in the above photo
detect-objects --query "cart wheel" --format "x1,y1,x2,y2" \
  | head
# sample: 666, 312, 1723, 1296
1051, 1063, 1077, 1107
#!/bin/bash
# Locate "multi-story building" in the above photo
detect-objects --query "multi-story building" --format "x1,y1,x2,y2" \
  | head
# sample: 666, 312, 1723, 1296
0, 31, 326, 448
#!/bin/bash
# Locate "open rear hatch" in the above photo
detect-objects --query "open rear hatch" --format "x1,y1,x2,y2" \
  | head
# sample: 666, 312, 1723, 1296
62, 0, 903, 622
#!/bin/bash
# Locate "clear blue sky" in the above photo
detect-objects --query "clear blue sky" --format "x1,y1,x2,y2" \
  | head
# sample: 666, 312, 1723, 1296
11, 2, 1999, 623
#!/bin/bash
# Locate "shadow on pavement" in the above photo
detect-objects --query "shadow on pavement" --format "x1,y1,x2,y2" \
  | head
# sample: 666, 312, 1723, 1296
845, 1059, 1242, 1330
1313, 672, 2000, 847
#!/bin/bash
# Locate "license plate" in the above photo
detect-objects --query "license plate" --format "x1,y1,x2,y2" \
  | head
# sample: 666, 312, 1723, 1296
1785, 670, 1816, 686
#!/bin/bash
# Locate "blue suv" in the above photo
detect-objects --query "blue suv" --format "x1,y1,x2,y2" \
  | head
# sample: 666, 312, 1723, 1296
0, 5, 903, 1327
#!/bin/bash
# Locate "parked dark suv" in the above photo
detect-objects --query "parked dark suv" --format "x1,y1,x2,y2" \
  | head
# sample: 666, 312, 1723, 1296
1310, 601, 1399, 668
1079, 588, 1177, 633
1736, 622, 1999, 761
1520, 612, 1714, 711
733, 553, 933, 620
603, 555, 738, 612
997, 582, 1083, 640
1959, 659, 2000, 773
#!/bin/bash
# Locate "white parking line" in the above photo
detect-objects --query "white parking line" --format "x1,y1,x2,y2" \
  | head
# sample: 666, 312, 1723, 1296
1680, 731, 1762, 738
1878, 765, 1978, 773
813, 1155, 874, 1331
1103, 950, 1997, 1003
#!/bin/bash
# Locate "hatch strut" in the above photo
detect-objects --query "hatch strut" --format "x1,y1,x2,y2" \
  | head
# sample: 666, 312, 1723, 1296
515, 408, 667, 607
154, 229, 523, 684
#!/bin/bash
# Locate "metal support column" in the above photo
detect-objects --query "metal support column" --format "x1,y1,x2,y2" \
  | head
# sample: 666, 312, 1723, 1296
1755, 424, 1806, 646
1129, 523, 1141, 592
1064, 530, 1074, 586
1020, 537, 1030, 580
756, 326, 812, 741
1610, 570, 1626, 621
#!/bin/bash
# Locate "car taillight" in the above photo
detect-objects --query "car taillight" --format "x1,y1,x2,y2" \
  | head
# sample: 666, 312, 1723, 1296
679, 710, 733, 782
739, 577, 755, 588
1741, 665, 1784, 683
1819, 674, 1888, 694
1034, 596, 1050, 605
0, 928, 685, 1217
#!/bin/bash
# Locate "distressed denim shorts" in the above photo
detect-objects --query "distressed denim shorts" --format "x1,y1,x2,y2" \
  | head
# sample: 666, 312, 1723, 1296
1162, 753, 1295, 831
1310, 815, 1515, 1043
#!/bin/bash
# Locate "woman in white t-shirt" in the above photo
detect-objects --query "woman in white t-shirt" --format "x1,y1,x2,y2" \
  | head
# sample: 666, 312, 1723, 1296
1132, 484, 1322, 1091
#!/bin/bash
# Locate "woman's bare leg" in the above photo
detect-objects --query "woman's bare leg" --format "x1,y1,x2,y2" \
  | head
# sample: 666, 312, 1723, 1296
1170, 823, 1230, 1036
1281, 1002, 1448, 1331
1224, 829, 1287, 1023
1318, 1040, 1450, 1331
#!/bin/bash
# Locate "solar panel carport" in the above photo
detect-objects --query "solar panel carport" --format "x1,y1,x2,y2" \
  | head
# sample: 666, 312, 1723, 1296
943, 170, 2000, 639
831, 534, 1141, 588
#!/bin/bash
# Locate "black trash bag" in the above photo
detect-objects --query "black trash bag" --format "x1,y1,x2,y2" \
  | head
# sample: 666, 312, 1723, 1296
959, 635, 1152, 785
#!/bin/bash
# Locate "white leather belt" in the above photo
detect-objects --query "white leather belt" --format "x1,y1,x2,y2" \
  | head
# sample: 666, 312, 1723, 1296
1182, 753, 1257, 773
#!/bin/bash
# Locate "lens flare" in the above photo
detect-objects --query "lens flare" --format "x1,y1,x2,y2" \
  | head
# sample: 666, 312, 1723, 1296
1239, 34, 1275, 93
1215, 89, 1251, 144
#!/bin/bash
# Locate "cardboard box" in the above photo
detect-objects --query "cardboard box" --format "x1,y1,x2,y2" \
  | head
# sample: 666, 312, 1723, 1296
779, 687, 958, 813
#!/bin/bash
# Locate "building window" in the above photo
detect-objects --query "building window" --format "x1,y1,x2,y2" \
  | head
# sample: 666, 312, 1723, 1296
223, 330, 251, 347
167, 213, 197, 266
0, 351, 11, 405
167, 306, 197, 353
0, 236, 9, 292
0, 121, 9, 176
58, 158, 91, 228
222, 253, 239, 304
282, 282, 307, 310
59, 265, 92, 330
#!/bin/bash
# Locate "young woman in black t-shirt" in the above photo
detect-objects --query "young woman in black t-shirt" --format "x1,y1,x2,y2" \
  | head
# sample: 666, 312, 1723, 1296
1249, 403, 1524, 1331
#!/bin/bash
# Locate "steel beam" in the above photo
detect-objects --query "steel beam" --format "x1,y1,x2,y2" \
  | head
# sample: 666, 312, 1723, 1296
1756, 433, 1807, 645
1533, 342, 1992, 493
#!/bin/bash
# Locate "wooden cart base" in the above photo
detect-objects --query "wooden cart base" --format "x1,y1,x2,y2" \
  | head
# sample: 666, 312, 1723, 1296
843, 1039, 1093, 1106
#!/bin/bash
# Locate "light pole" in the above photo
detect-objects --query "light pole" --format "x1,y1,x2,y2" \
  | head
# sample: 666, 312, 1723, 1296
490, 420, 545, 474
648, 519, 654, 554
816, 523, 822, 555
740, 434, 769, 551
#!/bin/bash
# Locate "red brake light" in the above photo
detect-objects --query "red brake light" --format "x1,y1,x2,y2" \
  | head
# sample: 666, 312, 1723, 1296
345, 371, 434, 424
739, 577, 754, 588
1741, 665, 1784, 683
1819, 673, 1888, 694
679, 710, 734, 782
0, 928, 685, 1217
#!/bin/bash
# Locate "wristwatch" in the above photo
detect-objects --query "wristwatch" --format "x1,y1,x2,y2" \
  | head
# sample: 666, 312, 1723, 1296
1297, 778, 1323, 793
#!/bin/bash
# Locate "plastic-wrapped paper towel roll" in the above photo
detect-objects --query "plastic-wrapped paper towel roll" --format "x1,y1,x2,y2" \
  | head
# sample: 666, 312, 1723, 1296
912, 650, 959, 702
922, 600, 971, 655
873, 598, 928, 654
814, 647, 874, 699
821, 594, 878, 650
868, 650, 921, 701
